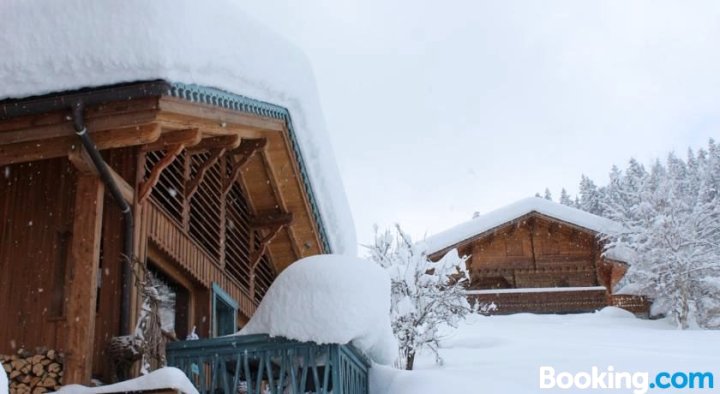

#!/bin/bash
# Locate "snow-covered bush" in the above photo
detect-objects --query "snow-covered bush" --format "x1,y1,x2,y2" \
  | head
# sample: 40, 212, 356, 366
367, 225, 473, 370
239, 255, 397, 364
599, 143, 720, 329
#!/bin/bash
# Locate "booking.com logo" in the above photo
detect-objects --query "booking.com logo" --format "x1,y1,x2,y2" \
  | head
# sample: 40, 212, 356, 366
540, 366, 714, 393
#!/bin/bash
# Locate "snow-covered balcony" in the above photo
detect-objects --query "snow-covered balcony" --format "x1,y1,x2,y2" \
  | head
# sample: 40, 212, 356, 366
166, 255, 396, 394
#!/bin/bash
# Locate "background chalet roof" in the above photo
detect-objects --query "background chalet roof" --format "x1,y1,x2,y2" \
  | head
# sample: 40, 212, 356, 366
420, 197, 624, 257
0, 0, 356, 255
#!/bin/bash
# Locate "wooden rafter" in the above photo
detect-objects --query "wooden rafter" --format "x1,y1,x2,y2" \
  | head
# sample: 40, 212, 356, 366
142, 128, 202, 152
138, 144, 185, 203
222, 138, 267, 196
188, 134, 241, 153
0, 123, 161, 166
184, 147, 226, 200
249, 211, 293, 231
247, 211, 293, 297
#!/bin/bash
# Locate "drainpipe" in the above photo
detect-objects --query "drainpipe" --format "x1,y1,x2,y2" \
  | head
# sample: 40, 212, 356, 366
71, 101, 134, 336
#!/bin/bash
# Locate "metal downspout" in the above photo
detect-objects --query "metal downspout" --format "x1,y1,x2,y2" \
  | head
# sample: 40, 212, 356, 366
71, 101, 134, 336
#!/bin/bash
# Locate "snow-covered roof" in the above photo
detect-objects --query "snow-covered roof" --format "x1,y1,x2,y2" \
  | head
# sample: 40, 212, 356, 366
239, 255, 397, 364
420, 197, 623, 256
0, 0, 356, 255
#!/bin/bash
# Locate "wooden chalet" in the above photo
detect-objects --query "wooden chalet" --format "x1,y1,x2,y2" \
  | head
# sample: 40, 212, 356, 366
0, 81, 340, 386
424, 197, 649, 315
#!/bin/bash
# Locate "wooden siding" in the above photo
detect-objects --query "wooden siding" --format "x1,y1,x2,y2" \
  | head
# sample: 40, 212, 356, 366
468, 288, 609, 314
146, 200, 257, 319
451, 215, 605, 290
0, 158, 77, 354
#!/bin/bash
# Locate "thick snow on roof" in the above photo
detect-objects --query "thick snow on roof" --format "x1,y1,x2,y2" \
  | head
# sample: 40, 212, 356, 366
0, 0, 356, 255
420, 197, 622, 255
54, 367, 198, 394
238, 255, 397, 364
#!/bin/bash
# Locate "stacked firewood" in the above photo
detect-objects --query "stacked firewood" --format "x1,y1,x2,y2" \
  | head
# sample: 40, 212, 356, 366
0, 349, 63, 394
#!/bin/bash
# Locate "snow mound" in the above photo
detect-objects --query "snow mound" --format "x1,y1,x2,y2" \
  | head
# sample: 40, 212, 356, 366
594, 306, 636, 318
239, 255, 397, 364
420, 197, 623, 255
52, 367, 197, 394
0, 362, 7, 394
0, 0, 355, 255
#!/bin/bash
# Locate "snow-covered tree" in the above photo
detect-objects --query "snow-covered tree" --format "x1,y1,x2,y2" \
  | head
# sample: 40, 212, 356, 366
602, 146, 720, 329
543, 188, 553, 201
559, 188, 574, 206
367, 225, 473, 369
578, 175, 604, 215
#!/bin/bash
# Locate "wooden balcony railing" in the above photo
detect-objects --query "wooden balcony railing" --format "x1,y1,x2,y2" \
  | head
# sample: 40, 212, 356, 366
166, 334, 370, 394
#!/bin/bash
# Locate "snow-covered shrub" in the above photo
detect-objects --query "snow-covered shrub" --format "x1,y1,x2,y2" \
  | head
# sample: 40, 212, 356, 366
367, 225, 473, 370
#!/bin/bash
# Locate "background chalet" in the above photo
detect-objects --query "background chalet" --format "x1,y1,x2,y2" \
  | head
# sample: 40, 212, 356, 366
423, 197, 649, 315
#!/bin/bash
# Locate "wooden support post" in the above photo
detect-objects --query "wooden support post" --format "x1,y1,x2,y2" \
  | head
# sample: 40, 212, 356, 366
63, 174, 105, 385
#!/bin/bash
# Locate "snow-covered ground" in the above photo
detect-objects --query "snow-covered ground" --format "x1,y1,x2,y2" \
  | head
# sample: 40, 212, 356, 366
371, 308, 718, 394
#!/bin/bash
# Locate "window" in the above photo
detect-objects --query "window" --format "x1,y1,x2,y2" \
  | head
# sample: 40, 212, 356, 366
212, 283, 238, 337
148, 264, 190, 340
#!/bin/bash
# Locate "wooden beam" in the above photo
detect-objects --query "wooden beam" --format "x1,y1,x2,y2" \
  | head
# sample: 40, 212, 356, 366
188, 134, 241, 152
248, 223, 288, 297
249, 211, 293, 230
0, 123, 161, 166
142, 128, 202, 152
222, 138, 266, 196
184, 148, 226, 200
67, 147, 135, 203
63, 174, 104, 385
138, 144, 185, 203
228, 138, 267, 156
157, 96, 286, 133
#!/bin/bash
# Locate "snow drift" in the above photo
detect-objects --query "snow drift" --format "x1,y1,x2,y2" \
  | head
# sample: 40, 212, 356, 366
0, 0, 356, 255
239, 255, 397, 364
1, 362, 7, 394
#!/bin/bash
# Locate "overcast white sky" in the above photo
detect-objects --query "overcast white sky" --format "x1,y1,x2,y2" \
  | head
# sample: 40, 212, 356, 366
243, 1, 720, 247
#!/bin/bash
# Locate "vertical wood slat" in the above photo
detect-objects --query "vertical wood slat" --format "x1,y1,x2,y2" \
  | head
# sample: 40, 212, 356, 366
146, 201, 257, 317
63, 175, 104, 385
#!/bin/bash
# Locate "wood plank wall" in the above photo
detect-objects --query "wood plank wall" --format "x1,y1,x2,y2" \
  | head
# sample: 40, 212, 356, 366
466, 216, 601, 289
0, 158, 77, 354
145, 201, 257, 321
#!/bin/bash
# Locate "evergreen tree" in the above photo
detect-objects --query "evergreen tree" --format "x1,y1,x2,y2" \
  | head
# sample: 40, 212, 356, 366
578, 175, 603, 215
543, 188, 552, 201
559, 188, 574, 206
602, 142, 720, 329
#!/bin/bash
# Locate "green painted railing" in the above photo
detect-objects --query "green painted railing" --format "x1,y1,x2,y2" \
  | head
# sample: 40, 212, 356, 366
166, 334, 370, 394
